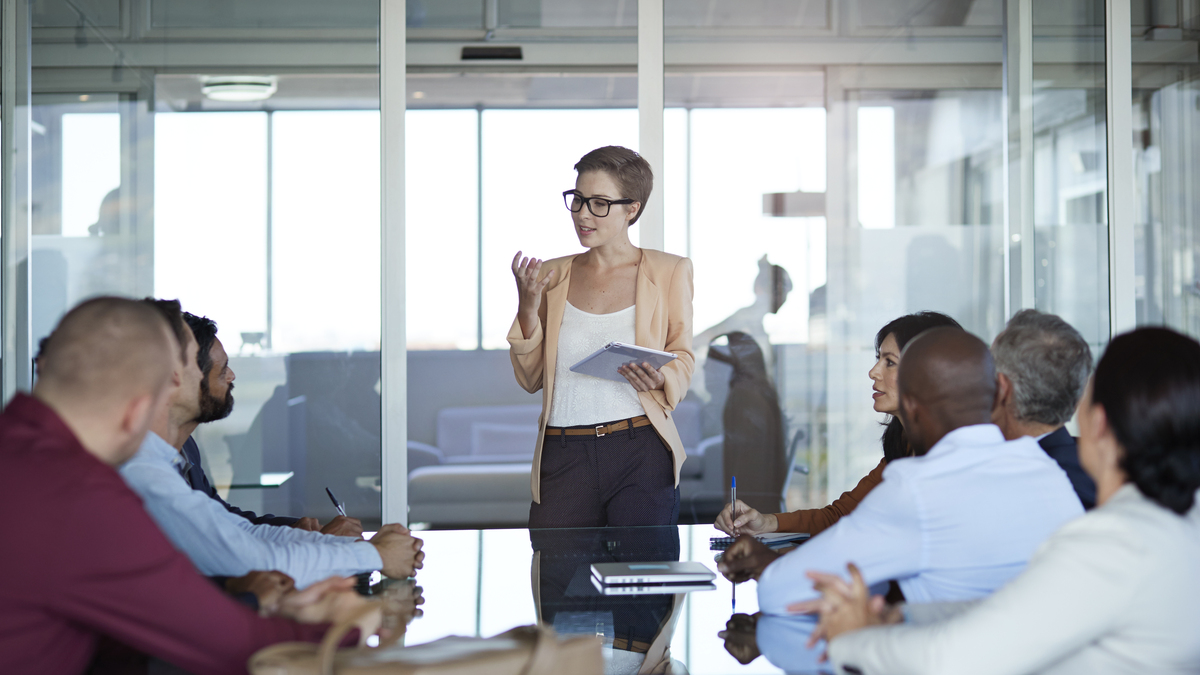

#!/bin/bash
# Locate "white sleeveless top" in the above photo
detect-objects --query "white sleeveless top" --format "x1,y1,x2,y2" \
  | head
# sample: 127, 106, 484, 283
547, 301, 647, 427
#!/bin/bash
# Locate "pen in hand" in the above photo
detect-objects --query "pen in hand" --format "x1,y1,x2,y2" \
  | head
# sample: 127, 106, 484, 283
325, 487, 347, 518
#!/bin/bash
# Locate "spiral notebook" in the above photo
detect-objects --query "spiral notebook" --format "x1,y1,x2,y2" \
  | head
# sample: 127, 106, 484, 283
709, 532, 811, 551
569, 342, 678, 383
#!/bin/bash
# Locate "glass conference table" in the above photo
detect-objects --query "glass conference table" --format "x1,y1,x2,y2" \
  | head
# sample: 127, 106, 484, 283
373, 524, 829, 675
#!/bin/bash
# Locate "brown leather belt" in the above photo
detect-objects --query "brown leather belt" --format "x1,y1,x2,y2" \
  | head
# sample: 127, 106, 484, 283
545, 415, 652, 437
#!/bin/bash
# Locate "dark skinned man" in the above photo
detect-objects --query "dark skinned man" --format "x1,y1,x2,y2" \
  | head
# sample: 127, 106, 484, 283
717, 328, 1083, 672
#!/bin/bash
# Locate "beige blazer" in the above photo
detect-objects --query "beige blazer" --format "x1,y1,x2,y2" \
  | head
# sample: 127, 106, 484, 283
507, 248, 695, 503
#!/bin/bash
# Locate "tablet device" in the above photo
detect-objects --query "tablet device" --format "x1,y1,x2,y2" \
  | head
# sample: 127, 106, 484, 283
589, 575, 716, 596
570, 342, 678, 383
590, 561, 716, 585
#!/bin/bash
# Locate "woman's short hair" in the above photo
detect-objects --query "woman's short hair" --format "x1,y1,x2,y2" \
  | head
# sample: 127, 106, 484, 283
574, 146, 653, 225
1092, 327, 1200, 515
876, 311, 963, 461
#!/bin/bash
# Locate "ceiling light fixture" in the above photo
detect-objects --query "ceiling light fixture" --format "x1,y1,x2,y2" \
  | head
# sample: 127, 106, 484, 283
201, 75, 278, 102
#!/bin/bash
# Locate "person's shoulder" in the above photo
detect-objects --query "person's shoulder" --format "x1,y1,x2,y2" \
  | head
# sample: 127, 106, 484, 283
1039, 492, 1161, 572
641, 248, 688, 268
640, 250, 692, 284
541, 254, 577, 270
118, 435, 167, 472
1037, 426, 1076, 449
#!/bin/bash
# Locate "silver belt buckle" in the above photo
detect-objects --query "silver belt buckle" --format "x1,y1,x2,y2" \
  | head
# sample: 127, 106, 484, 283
595, 425, 607, 437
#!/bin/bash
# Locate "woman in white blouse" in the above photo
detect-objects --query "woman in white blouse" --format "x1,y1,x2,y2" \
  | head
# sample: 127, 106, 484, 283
509, 146, 694, 528
797, 326, 1200, 675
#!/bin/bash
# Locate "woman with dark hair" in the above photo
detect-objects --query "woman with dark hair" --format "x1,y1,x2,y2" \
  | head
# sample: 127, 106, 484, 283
715, 311, 960, 536
803, 326, 1200, 675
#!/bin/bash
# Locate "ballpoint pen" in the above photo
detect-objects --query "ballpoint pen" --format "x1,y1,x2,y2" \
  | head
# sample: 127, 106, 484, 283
325, 487, 347, 517
731, 475, 737, 613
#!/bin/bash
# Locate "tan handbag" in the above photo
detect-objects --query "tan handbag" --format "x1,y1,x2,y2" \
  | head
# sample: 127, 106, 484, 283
249, 606, 602, 675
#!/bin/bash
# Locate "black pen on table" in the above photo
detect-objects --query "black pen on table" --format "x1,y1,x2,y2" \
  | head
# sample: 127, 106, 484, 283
731, 475, 737, 613
325, 487, 347, 517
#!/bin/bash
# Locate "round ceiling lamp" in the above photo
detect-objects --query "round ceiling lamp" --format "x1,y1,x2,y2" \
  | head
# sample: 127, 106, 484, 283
201, 75, 278, 102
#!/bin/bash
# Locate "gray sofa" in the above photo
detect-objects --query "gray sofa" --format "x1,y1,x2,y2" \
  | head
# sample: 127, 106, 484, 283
408, 399, 725, 528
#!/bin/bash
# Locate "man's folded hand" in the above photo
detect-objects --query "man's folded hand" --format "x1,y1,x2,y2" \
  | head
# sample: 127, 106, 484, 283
717, 535, 781, 583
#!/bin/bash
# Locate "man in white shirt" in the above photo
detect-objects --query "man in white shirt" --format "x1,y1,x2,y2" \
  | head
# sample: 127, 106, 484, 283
718, 327, 1083, 672
119, 299, 423, 588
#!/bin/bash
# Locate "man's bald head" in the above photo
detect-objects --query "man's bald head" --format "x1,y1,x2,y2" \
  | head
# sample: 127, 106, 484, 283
36, 297, 176, 414
896, 327, 998, 454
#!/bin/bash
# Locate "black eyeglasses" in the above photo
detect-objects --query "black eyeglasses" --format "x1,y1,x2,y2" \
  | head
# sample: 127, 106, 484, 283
563, 190, 634, 218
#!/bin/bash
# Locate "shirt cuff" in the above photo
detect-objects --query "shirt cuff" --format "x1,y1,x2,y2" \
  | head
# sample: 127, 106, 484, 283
350, 540, 384, 572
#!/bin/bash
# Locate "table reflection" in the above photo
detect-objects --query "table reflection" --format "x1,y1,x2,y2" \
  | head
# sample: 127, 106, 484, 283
531, 526, 685, 673
385, 525, 822, 674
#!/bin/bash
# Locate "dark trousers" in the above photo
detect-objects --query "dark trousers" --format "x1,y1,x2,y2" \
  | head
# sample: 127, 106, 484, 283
528, 420, 680, 528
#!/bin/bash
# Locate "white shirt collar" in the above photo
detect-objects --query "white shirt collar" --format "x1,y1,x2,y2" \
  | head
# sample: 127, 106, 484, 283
140, 430, 186, 470
924, 423, 1006, 457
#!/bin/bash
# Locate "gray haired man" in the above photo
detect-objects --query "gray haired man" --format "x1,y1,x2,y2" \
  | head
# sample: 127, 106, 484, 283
991, 309, 1097, 509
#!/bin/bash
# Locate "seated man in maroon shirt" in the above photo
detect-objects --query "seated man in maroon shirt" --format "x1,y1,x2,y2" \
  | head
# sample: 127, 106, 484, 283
0, 297, 400, 675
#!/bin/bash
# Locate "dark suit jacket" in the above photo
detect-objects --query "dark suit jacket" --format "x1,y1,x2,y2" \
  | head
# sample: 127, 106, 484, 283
180, 436, 299, 527
1038, 427, 1097, 510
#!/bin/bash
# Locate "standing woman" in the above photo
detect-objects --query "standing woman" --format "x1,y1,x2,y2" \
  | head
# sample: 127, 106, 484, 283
509, 146, 695, 529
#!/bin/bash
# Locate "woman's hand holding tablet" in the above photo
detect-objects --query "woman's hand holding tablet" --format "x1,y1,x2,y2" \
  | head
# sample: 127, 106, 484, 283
617, 361, 666, 391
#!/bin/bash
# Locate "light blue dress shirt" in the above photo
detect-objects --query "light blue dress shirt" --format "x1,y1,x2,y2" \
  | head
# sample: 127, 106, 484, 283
755, 424, 1083, 671
120, 431, 383, 588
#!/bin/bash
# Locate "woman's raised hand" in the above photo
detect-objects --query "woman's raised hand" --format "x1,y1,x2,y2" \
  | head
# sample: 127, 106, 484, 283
513, 251, 555, 339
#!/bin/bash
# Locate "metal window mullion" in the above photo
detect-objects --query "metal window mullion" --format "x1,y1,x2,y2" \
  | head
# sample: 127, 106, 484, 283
380, 0, 407, 526
266, 111, 274, 350
637, 0, 664, 251
1003, 0, 1034, 318
476, 106, 483, 351
2, 0, 32, 402
1105, 0, 1136, 334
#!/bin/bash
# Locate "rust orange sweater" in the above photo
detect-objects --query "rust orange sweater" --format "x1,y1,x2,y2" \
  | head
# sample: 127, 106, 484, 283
773, 458, 887, 535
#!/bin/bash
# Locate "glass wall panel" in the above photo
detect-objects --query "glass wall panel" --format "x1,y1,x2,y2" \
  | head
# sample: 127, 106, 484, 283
150, 0, 380, 29
823, 82, 1005, 508
499, 0, 637, 28
665, 0, 828, 28
406, 0, 486, 29
154, 112, 268, 345
1031, 0, 1109, 347
403, 69, 641, 530
30, 0, 383, 526
31, 95, 131, 342
854, 0, 1001, 27
1132, 23, 1200, 334
32, 0, 120, 28
480, 108, 639, 348
406, 109, 478, 350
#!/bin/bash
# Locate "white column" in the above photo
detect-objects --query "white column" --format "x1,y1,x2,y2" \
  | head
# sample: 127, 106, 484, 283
637, 0, 664, 251
1, 0, 32, 401
380, 0, 408, 526
1105, 0, 1136, 334
1003, 0, 1034, 318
